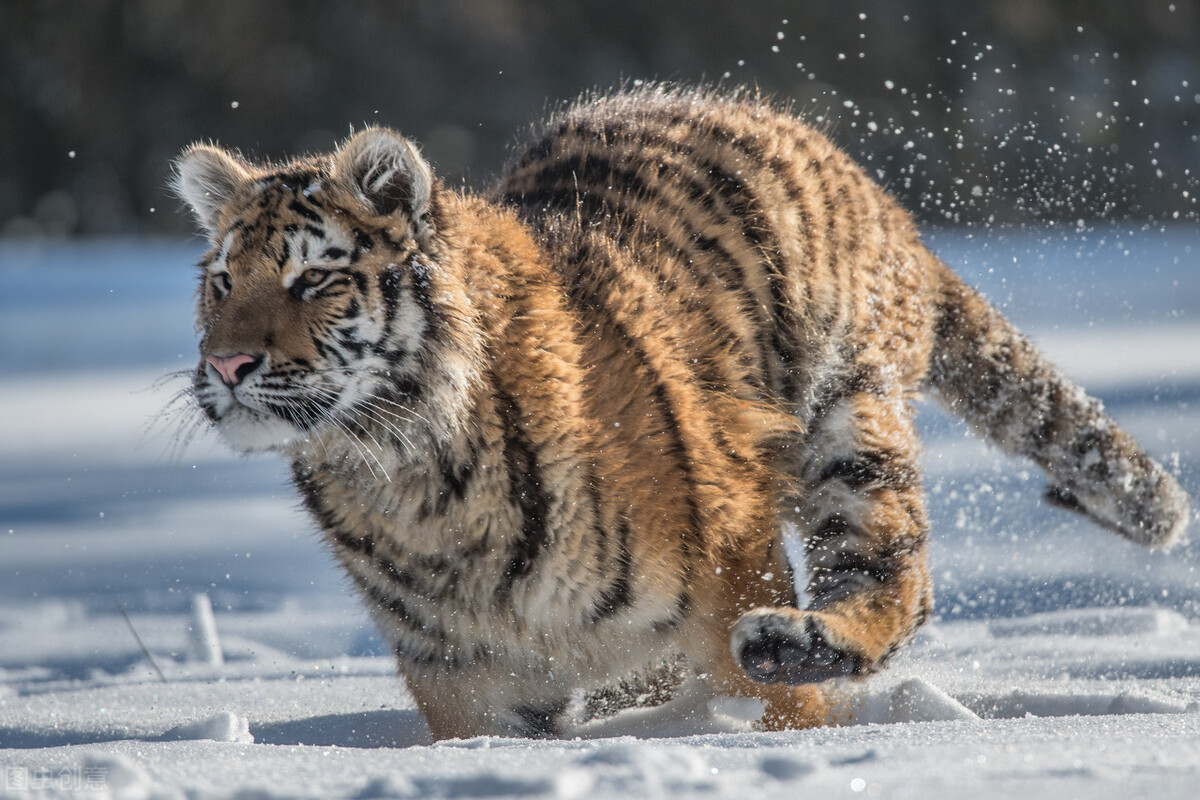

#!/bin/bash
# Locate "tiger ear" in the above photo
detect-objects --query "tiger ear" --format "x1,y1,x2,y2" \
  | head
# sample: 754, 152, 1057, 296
173, 144, 251, 235
332, 127, 433, 235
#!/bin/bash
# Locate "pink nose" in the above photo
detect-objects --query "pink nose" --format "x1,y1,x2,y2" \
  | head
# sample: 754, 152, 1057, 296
206, 353, 262, 387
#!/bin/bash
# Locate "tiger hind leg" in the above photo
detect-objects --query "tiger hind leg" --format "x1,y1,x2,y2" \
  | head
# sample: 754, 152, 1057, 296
731, 376, 934, 685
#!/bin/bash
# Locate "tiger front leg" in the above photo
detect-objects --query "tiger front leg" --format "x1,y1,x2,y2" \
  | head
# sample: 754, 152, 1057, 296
732, 380, 934, 685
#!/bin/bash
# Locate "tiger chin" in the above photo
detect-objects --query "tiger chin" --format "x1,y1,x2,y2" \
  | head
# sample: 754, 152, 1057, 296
173, 85, 1190, 740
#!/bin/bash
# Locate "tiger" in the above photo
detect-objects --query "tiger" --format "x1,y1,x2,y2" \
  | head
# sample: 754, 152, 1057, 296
173, 85, 1190, 739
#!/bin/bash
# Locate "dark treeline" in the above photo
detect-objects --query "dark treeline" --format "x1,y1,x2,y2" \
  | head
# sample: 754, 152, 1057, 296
2, 0, 1196, 236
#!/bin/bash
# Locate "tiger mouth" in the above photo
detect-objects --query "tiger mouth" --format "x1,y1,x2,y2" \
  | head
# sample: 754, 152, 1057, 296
194, 388, 318, 453
213, 389, 339, 431
196, 368, 342, 434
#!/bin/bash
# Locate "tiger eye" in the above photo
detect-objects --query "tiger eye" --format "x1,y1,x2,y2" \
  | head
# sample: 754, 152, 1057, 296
299, 268, 328, 287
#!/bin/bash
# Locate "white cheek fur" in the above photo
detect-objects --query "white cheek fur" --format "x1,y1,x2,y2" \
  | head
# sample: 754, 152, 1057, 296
214, 407, 301, 453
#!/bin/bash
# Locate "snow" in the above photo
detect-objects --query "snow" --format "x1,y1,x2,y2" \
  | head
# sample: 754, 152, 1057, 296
1, 227, 1198, 798
162, 713, 254, 745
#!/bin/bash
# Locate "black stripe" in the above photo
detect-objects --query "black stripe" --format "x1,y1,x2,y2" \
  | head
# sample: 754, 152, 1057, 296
805, 515, 898, 600
804, 368, 868, 427
331, 528, 372, 557
389, 638, 440, 667
377, 378, 422, 407
328, 296, 365, 358
561, 246, 704, 596
288, 198, 323, 224
651, 590, 692, 632
649, 381, 704, 542
511, 137, 736, 226
350, 229, 375, 265
360, 581, 441, 641
371, 552, 421, 593
586, 517, 634, 623
292, 465, 351, 538
813, 159, 845, 333
804, 513, 853, 554
212, 218, 248, 254
379, 227, 410, 251
378, 267, 403, 323
810, 550, 894, 590
493, 382, 553, 604
275, 237, 291, 268
264, 387, 338, 429
432, 446, 477, 516
569, 263, 702, 531
266, 170, 319, 190
509, 120, 572, 173
817, 450, 918, 490
407, 256, 442, 344
388, 633, 487, 669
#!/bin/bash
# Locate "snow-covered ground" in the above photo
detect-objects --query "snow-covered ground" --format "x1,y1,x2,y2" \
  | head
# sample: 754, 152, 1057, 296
1, 226, 1198, 799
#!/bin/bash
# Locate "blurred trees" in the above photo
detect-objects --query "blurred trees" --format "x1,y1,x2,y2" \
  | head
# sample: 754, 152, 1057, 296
1, 0, 1196, 235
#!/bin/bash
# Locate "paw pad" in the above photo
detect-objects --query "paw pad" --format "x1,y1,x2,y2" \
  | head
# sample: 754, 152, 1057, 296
733, 610, 861, 684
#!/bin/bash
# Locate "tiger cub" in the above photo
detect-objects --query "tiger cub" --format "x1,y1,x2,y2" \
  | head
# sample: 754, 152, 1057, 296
174, 86, 1190, 739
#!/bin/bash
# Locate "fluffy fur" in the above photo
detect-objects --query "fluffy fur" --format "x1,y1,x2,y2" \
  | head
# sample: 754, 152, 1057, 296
173, 86, 1190, 739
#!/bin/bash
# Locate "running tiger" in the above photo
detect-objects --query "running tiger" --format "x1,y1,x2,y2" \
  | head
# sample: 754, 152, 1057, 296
173, 86, 1190, 739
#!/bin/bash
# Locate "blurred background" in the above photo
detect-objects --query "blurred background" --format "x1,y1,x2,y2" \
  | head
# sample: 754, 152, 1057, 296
2, 0, 1197, 237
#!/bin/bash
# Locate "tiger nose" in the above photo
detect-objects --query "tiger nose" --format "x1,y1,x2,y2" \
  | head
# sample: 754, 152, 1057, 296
206, 353, 264, 387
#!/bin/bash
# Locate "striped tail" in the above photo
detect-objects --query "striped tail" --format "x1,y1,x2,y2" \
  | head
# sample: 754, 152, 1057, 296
926, 264, 1190, 548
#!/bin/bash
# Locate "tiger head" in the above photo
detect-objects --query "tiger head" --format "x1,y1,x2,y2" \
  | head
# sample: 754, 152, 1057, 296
174, 129, 482, 457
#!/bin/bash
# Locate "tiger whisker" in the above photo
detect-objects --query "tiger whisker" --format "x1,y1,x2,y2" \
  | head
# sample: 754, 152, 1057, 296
273, 392, 388, 481
138, 371, 217, 468
301, 379, 423, 460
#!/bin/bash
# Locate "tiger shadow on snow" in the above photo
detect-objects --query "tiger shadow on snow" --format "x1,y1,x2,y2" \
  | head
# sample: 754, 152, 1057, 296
250, 708, 432, 748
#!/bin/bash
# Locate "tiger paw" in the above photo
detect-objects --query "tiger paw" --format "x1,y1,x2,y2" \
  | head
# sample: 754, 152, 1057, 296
731, 609, 862, 684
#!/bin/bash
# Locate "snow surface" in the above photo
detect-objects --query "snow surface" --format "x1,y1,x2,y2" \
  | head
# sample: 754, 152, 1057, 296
1, 227, 1198, 799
